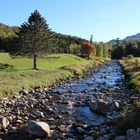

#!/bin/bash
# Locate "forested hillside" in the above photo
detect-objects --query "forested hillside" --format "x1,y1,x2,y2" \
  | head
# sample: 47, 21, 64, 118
0, 22, 88, 55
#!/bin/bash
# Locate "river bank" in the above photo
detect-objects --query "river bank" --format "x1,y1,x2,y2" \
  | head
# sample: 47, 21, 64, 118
119, 58, 140, 94
1, 60, 139, 140
0, 53, 107, 98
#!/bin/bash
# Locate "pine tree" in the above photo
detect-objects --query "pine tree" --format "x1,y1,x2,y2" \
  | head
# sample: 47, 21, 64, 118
18, 10, 51, 69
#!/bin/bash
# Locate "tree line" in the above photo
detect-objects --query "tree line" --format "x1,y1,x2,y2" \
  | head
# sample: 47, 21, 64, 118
112, 39, 140, 59
0, 10, 110, 69
0, 11, 88, 56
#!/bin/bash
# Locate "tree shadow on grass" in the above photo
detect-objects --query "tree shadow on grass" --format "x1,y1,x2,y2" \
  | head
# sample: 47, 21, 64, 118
0, 63, 45, 72
0, 63, 16, 72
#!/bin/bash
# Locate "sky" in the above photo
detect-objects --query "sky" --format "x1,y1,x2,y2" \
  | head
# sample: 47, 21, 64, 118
0, 0, 140, 42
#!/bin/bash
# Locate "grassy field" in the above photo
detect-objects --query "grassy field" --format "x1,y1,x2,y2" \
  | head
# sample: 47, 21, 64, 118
0, 53, 88, 71
120, 57, 140, 93
0, 53, 107, 98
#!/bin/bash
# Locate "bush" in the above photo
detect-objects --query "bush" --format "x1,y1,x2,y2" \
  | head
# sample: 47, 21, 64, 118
116, 101, 140, 134
127, 54, 134, 59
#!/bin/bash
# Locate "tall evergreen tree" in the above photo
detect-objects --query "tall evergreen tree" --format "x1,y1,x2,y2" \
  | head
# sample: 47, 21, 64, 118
18, 10, 51, 69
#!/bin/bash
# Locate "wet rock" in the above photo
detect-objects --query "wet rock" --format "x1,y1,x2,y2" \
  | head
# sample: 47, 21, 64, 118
76, 127, 85, 134
90, 99, 108, 115
127, 129, 136, 138
137, 128, 140, 134
99, 128, 107, 136
21, 120, 50, 138
128, 134, 140, 140
89, 130, 100, 138
90, 99, 120, 115
114, 136, 126, 140
45, 106, 55, 114
0, 116, 10, 129
33, 111, 44, 118
97, 136, 109, 140
110, 101, 120, 111
84, 136, 95, 140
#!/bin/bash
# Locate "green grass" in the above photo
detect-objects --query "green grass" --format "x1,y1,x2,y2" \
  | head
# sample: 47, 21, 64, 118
120, 57, 140, 93
117, 57, 140, 134
0, 53, 88, 71
0, 53, 107, 98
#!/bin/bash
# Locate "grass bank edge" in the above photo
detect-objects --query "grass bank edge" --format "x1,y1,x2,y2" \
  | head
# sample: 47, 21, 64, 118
0, 56, 108, 98
119, 58, 140, 94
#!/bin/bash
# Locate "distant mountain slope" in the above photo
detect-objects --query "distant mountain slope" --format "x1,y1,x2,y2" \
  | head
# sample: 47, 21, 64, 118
107, 33, 140, 46
124, 33, 140, 42
107, 39, 118, 46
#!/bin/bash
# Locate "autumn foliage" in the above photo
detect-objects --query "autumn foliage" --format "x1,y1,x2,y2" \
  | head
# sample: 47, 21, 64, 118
81, 42, 96, 58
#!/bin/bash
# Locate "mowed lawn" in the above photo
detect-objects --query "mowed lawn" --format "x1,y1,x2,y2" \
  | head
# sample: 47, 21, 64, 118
0, 53, 91, 97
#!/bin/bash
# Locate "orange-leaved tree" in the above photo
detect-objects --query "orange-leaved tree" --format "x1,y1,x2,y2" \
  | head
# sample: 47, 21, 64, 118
81, 42, 96, 58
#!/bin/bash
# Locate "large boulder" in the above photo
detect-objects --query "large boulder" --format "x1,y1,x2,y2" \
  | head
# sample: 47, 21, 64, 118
21, 120, 50, 138
89, 99, 119, 115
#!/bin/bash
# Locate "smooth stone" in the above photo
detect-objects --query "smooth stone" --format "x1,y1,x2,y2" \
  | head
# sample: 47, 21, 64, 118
137, 128, 140, 134
127, 129, 136, 138
20, 89, 28, 95
89, 99, 119, 115
76, 127, 85, 134
21, 120, 50, 138
0, 116, 10, 129
84, 136, 95, 140
100, 128, 107, 135
33, 111, 44, 118
114, 136, 126, 140
128, 134, 140, 140
97, 136, 109, 140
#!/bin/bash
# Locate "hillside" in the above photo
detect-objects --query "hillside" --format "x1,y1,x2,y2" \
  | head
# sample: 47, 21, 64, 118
124, 33, 140, 42
0, 23, 18, 38
108, 33, 140, 46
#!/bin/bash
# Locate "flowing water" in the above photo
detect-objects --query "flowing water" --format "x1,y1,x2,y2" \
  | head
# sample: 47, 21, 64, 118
2, 60, 127, 140
53, 60, 125, 125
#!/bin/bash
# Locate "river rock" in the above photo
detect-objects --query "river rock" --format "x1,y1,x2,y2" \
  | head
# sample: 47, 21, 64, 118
90, 99, 119, 115
76, 127, 85, 134
90, 100, 109, 115
137, 128, 140, 134
114, 136, 126, 140
20, 89, 28, 95
110, 101, 120, 111
0, 116, 10, 129
127, 129, 136, 138
128, 134, 140, 140
97, 136, 109, 140
84, 136, 95, 140
100, 128, 107, 135
33, 111, 44, 118
21, 120, 50, 138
